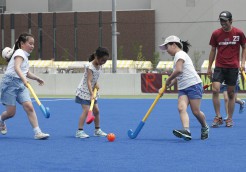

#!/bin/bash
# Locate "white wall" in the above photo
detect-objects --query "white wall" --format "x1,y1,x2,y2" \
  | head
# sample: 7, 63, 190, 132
6, 0, 48, 13
6, 0, 150, 13
0, 73, 142, 96
152, 0, 246, 64
73, 0, 150, 12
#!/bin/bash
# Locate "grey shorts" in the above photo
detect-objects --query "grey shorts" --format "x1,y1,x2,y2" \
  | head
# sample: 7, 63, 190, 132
0, 75, 31, 106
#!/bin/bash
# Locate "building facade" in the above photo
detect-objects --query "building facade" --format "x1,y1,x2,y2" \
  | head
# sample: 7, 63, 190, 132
1, 0, 246, 68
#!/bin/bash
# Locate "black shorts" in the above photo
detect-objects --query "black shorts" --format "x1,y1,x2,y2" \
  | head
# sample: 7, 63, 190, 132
212, 67, 239, 86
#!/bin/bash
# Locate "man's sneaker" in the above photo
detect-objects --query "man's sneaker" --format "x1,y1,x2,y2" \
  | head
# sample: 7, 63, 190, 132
34, 132, 50, 140
211, 116, 223, 128
75, 130, 89, 138
94, 129, 107, 137
201, 125, 209, 140
173, 129, 192, 141
225, 118, 233, 127
0, 121, 7, 135
223, 115, 228, 121
239, 100, 245, 114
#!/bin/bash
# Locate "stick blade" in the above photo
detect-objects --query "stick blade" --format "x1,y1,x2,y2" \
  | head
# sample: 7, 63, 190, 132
40, 104, 50, 118
45, 107, 50, 118
128, 129, 136, 139
86, 111, 95, 124
127, 121, 145, 139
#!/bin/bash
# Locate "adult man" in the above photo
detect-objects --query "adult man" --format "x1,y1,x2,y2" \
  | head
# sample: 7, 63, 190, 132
207, 11, 246, 127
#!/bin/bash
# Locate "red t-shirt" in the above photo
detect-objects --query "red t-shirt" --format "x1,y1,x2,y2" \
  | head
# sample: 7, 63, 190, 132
209, 27, 246, 68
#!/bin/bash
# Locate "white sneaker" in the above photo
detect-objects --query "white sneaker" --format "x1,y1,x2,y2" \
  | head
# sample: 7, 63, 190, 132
75, 130, 89, 138
94, 129, 107, 137
223, 115, 228, 121
0, 121, 7, 135
34, 132, 50, 140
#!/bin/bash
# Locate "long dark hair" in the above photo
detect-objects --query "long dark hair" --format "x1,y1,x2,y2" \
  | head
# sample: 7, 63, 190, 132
14, 32, 34, 51
177, 40, 191, 53
89, 47, 109, 62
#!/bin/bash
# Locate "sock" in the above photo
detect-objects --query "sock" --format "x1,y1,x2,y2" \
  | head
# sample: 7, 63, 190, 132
184, 127, 190, 133
0, 116, 4, 123
95, 127, 100, 130
78, 128, 83, 130
33, 127, 41, 134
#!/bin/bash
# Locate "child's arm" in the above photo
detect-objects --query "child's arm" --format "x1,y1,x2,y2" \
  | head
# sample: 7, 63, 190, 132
168, 78, 177, 88
165, 59, 184, 87
26, 71, 44, 86
87, 69, 94, 100
95, 82, 100, 90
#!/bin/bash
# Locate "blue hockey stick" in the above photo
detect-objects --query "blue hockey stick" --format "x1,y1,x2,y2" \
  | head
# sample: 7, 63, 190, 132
128, 84, 166, 139
26, 83, 50, 118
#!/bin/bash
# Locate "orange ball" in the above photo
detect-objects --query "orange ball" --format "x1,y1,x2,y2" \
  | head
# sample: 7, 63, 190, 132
107, 133, 116, 142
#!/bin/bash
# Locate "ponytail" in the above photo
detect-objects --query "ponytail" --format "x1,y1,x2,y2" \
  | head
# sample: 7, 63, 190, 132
89, 53, 95, 62
180, 40, 191, 53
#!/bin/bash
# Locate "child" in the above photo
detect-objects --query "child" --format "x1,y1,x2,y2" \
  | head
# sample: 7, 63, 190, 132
0, 32, 49, 139
159, 35, 209, 141
75, 47, 109, 138
219, 74, 245, 122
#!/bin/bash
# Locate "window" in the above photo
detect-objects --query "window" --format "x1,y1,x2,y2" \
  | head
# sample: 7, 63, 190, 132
0, 0, 6, 13
48, 0, 72, 12
186, 0, 195, 7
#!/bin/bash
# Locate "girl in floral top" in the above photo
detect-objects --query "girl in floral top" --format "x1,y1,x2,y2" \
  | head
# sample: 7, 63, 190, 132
75, 47, 109, 139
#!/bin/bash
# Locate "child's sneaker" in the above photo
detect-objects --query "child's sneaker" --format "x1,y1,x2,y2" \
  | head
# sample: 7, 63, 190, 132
94, 129, 107, 137
75, 130, 89, 138
0, 121, 7, 135
225, 118, 233, 127
34, 132, 50, 140
239, 100, 245, 114
173, 129, 192, 141
201, 124, 209, 140
211, 116, 223, 127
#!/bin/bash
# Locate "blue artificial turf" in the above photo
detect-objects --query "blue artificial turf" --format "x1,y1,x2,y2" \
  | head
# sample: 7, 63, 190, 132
0, 98, 246, 171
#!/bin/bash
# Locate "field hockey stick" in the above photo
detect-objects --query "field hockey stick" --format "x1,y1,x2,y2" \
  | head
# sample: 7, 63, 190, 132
86, 88, 98, 124
203, 83, 212, 90
26, 83, 50, 118
128, 84, 166, 139
241, 68, 246, 82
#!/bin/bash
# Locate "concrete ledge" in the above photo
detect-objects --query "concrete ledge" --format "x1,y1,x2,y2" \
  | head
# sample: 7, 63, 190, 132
0, 73, 143, 96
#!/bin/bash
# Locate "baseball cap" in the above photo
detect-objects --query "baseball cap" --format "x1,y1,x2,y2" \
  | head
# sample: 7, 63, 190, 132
219, 11, 232, 21
159, 35, 181, 50
2, 47, 13, 60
